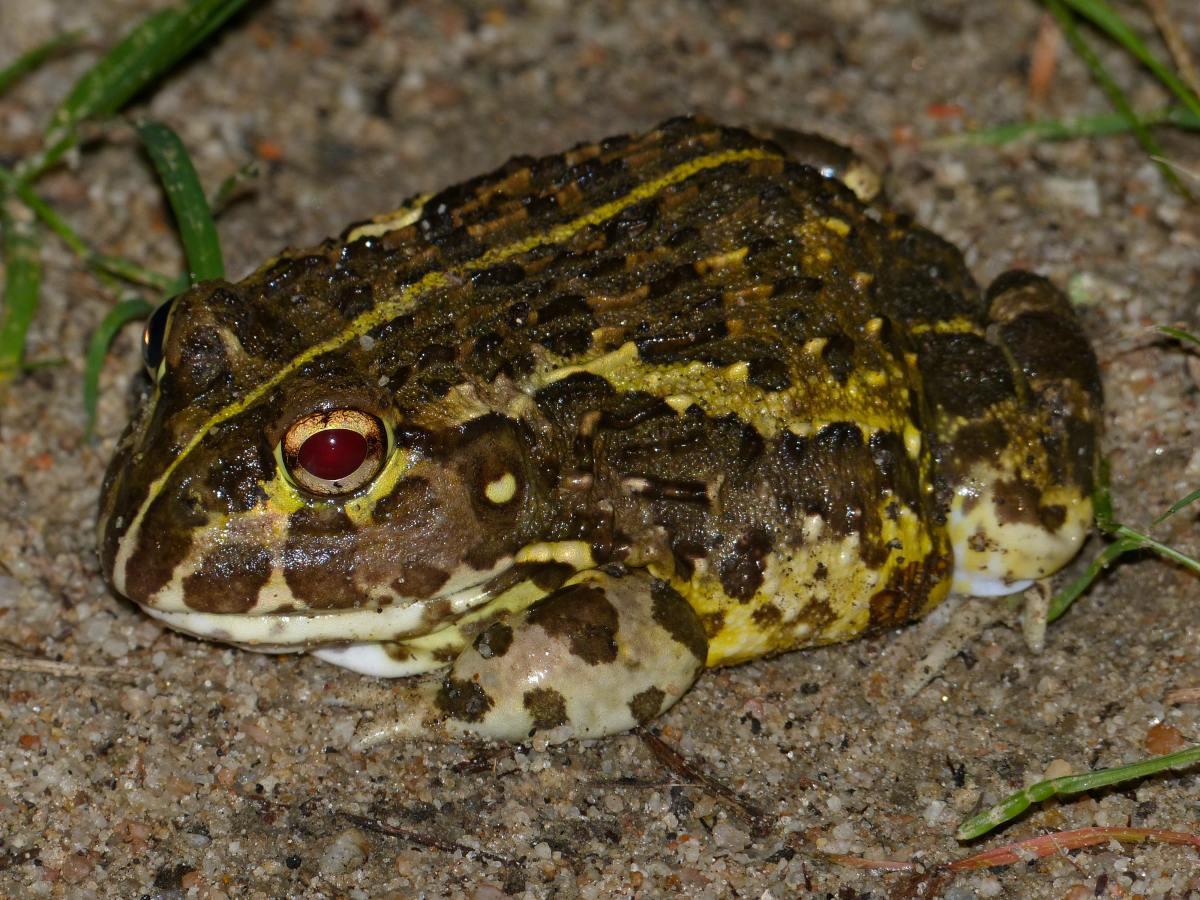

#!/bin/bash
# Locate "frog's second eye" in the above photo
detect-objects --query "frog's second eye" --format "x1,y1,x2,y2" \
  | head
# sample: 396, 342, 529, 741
142, 296, 176, 378
280, 410, 388, 496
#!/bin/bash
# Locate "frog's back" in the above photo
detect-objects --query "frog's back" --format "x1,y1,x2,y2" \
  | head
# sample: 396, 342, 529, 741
326, 115, 1099, 667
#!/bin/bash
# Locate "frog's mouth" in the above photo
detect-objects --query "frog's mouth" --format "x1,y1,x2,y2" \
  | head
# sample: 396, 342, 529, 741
136, 555, 556, 659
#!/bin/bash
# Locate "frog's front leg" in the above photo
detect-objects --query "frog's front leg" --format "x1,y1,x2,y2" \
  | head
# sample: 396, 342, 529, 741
356, 569, 708, 745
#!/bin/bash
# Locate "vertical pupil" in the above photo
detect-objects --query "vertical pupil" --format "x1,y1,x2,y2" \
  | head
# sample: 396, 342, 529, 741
297, 429, 369, 480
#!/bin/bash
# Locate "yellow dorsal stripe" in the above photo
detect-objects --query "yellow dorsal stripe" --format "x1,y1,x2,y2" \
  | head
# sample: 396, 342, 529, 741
128, 146, 783, 533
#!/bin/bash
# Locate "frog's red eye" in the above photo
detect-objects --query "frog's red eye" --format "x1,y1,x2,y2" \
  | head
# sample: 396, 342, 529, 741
280, 410, 387, 495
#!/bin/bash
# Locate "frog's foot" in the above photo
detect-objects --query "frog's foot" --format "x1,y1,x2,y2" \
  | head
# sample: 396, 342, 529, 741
901, 578, 1056, 698
354, 569, 709, 746
900, 595, 1009, 699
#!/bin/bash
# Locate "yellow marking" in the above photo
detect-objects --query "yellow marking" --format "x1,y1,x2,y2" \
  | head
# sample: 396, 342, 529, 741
514, 541, 595, 569
906, 316, 983, 336
864, 316, 885, 335
665, 394, 694, 414
722, 360, 750, 383
822, 216, 851, 237
903, 423, 922, 460
534, 337, 912, 440
484, 471, 517, 505
343, 193, 433, 241
260, 469, 305, 516
543, 340, 640, 383
802, 337, 828, 356
126, 146, 785, 543
694, 245, 748, 274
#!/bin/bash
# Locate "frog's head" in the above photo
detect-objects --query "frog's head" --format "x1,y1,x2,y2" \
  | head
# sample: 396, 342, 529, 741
98, 273, 548, 649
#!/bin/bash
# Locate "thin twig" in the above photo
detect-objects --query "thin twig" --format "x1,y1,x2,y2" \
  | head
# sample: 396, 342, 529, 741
338, 811, 514, 866
637, 728, 775, 837
949, 825, 1200, 870
0, 654, 140, 683
1165, 686, 1200, 705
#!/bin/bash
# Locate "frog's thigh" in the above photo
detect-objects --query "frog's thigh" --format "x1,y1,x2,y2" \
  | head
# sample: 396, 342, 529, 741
437, 569, 708, 741
941, 272, 1102, 596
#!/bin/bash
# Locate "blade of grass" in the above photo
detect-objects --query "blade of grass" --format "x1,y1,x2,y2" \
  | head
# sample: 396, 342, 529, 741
83, 296, 155, 437
27, 0, 250, 180
1061, 0, 1200, 119
0, 196, 43, 382
1154, 489, 1200, 525
1160, 325, 1200, 347
1045, 0, 1190, 198
137, 120, 224, 284
0, 164, 174, 291
0, 31, 83, 97
957, 745, 1200, 840
1047, 463, 1200, 622
930, 106, 1200, 147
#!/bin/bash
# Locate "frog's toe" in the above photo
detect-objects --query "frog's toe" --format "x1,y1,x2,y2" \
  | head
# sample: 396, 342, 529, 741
358, 569, 709, 745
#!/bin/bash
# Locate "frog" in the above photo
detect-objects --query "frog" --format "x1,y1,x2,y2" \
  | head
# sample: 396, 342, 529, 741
97, 116, 1102, 744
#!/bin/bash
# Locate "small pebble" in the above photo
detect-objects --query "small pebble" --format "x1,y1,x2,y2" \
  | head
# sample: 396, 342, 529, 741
318, 827, 370, 876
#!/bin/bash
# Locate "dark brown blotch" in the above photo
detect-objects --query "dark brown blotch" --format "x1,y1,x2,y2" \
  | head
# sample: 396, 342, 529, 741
390, 562, 449, 599
523, 687, 569, 730
751, 603, 783, 628
820, 333, 855, 384
470, 261, 525, 288
282, 506, 372, 609
629, 686, 667, 725
436, 676, 494, 723
747, 356, 791, 392
718, 529, 772, 602
650, 580, 708, 663
699, 611, 726, 639
993, 477, 1066, 532
473, 621, 514, 660
917, 332, 1015, 420
526, 583, 619, 665
182, 543, 271, 613
121, 494, 199, 603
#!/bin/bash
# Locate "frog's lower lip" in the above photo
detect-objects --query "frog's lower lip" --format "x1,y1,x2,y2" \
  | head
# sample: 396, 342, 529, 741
139, 577, 499, 650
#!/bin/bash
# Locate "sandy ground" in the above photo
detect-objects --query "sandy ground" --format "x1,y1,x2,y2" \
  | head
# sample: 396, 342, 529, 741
2, 1, 1199, 897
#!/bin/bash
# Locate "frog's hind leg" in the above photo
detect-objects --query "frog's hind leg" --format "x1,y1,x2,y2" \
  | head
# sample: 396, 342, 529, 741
355, 569, 708, 746
919, 271, 1103, 596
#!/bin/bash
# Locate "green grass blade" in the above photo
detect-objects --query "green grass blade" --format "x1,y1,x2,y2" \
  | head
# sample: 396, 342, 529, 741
0, 164, 175, 291
83, 296, 155, 437
0, 196, 43, 382
1045, 0, 1190, 198
1154, 489, 1200, 525
137, 120, 224, 284
932, 106, 1200, 147
1160, 325, 1200, 347
1061, 0, 1200, 119
0, 31, 83, 97
957, 745, 1200, 840
1047, 537, 1138, 622
35, 0, 250, 177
